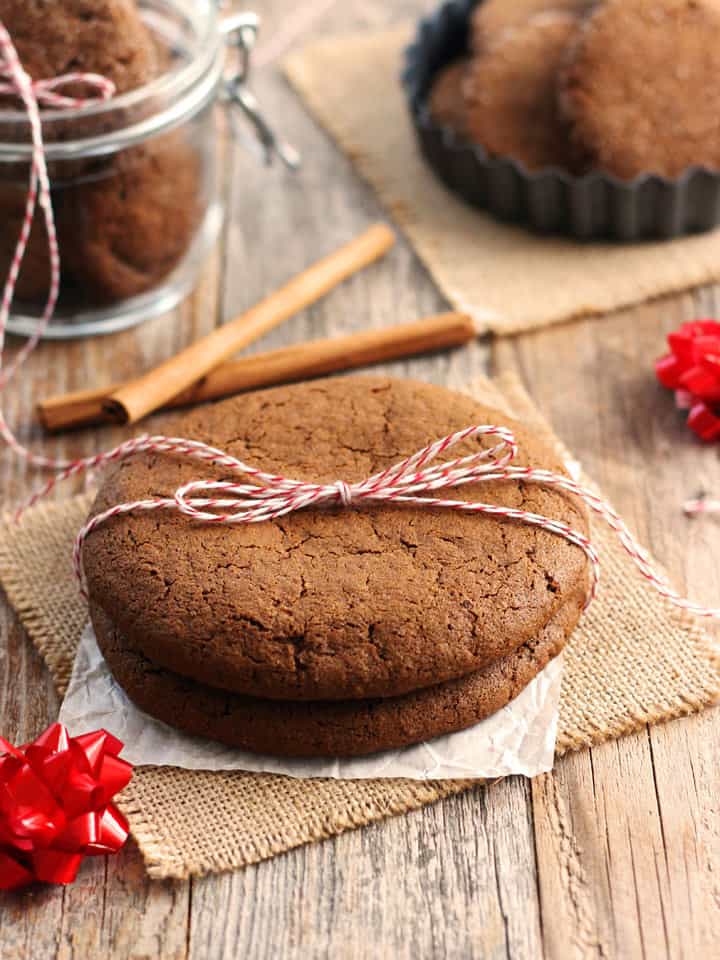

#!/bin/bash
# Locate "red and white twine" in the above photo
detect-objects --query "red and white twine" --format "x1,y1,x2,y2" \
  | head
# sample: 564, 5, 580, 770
0, 21, 718, 621
684, 497, 720, 516
0, 23, 114, 469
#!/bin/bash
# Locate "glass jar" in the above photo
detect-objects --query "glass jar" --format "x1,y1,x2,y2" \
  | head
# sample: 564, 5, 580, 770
0, 1, 292, 339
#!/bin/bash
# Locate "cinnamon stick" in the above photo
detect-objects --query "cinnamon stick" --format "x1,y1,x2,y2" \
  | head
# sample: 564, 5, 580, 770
104, 223, 396, 425
38, 312, 476, 432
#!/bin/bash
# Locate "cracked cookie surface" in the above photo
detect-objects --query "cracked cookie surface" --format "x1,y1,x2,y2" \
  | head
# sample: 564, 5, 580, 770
84, 376, 590, 701
92, 599, 572, 757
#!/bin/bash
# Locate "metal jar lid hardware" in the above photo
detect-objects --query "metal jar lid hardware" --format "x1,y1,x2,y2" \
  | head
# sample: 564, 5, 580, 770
221, 11, 301, 170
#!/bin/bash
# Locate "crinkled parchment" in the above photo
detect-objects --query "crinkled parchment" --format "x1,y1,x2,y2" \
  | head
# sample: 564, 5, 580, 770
59, 623, 563, 780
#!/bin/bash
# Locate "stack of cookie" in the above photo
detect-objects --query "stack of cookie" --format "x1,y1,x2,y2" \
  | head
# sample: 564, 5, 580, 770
429, 0, 720, 178
0, 0, 200, 308
83, 377, 591, 758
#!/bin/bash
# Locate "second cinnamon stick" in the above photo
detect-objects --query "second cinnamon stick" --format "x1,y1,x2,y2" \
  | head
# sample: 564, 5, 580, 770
105, 222, 396, 425
38, 312, 477, 432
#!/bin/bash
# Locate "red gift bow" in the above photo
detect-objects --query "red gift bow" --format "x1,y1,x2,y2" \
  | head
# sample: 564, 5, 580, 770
655, 319, 720, 441
0, 723, 132, 890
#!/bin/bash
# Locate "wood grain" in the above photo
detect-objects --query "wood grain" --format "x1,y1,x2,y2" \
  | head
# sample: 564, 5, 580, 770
495, 291, 720, 960
1, 1, 718, 958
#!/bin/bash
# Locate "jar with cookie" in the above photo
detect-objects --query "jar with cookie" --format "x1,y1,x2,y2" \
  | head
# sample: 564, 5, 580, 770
0, 0, 296, 339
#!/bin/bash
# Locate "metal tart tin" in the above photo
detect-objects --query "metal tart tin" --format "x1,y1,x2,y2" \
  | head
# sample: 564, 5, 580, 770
402, 0, 720, 241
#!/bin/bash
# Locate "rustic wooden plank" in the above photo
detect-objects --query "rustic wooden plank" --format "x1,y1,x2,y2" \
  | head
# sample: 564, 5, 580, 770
0, 313, 216, 958
0, 608, 64, 960
531, 679, 720, 960
188, 7, 530, 958
186, 4, 536, 959
495, 291, 720, 959
189, 778, 541, 960
646, 708, 720, 960
54, 845, 190, 960
0, 133, 224, 960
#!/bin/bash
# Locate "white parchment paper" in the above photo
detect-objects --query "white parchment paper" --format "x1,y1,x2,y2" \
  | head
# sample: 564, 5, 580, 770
59, 623, 563, 780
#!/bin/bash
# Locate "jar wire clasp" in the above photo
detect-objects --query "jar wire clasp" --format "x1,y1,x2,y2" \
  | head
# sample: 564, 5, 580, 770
220, 12, 301, 170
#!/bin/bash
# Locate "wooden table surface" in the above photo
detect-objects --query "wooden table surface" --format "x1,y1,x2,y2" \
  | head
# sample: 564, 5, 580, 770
1, 2, 719, 957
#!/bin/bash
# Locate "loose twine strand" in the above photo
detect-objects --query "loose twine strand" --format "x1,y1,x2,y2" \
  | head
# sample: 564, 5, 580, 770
0, 21, 718, 620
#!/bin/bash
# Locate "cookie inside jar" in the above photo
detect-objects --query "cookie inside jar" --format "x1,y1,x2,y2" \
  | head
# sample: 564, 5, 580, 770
0, 0, 222, 335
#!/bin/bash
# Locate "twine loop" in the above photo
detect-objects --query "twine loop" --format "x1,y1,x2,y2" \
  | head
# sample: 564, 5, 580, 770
0, 67, 115, 111
0, 22, 115, 468
333, 480, 353, 507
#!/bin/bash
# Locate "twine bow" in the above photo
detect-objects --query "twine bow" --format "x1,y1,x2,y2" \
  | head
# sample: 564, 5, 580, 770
70, 424, 720, 621
69, 426, 601, 601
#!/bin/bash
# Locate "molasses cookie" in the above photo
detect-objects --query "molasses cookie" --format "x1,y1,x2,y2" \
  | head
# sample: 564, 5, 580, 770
92, 598, 574, 758
0, 0, 159, 97
471, 0, 593, 52
465, 13, 580, 171
60, 133, 201, 303
559, 0, 720, 179
84, 377, 591, 702
0, 183, 55, 303
428, 59, 471, 138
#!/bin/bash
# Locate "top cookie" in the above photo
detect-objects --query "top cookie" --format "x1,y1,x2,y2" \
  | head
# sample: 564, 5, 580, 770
84, 377, 590, 701
559, 0, 720, 179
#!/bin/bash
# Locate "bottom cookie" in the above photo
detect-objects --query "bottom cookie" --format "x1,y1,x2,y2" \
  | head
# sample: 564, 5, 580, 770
92, 601, 575, 758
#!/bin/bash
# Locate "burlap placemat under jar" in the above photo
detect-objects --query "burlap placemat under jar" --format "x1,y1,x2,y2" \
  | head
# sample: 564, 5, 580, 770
284, 27, 720, 336
0, 374, 718, 880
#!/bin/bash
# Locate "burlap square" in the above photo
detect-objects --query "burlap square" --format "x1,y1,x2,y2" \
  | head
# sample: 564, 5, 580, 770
0, 375, 717, 879
284, 27, 720, 335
